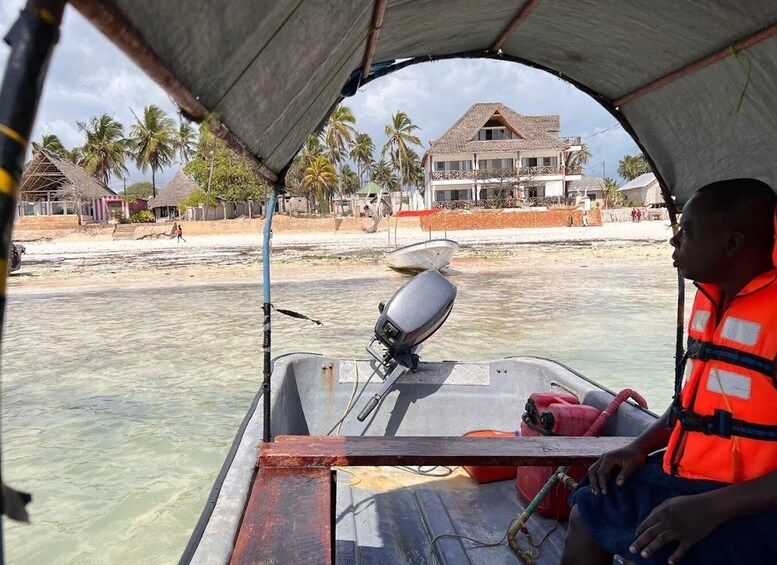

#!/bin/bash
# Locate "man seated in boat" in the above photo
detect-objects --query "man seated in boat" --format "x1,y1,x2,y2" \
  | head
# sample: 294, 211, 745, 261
561, 178, 777, 565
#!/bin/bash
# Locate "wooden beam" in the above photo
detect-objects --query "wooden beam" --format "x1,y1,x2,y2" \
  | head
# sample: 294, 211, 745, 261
360, 0, 389, 82
230, 466, 334, 565
69, 0, 278, 183
490, 0, 544, 53
261, 435, 632, 468
614, 20, 777, 108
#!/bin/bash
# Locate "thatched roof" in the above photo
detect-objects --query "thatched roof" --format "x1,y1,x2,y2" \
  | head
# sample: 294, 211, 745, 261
20, 150, 116, 199
428, 103, 568, 155
148, 171, 200, 208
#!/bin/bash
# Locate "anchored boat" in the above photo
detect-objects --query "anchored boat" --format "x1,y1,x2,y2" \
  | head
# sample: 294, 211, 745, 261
384, 238, 459, 272
384, 209, 458, 273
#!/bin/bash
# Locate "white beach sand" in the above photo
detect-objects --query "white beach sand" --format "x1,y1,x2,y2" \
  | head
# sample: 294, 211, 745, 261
9, 221, 674, 294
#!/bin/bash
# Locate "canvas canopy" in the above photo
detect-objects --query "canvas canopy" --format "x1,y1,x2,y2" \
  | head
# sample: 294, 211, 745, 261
69, 0, 777, 205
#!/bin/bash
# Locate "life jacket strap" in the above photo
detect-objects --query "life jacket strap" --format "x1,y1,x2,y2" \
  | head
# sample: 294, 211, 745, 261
687, 337, 777, 381
672, 406, 777, 441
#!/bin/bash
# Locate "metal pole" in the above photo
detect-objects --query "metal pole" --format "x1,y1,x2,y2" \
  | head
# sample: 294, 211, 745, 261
0, 0, 66, 558
262, 189, 279, 443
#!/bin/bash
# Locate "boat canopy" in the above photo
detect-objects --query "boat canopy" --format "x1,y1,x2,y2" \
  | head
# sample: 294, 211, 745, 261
70, 0, 777, 204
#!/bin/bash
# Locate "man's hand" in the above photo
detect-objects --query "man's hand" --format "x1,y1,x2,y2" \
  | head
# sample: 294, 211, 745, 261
630, 494, 721, 564
588, 444, 646, 495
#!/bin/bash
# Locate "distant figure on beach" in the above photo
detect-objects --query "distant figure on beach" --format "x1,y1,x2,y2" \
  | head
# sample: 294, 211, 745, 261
176, 224, 185, 243
582, 211, 589, 227
631, 208, 637, 222
636, 208, 642, 222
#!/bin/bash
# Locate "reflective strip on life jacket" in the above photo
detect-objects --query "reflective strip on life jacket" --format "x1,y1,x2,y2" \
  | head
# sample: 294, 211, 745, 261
686, 337, 777, 381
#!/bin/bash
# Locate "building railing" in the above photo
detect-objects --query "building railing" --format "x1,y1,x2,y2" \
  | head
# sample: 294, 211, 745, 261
433, 196, 566, 210
431, 164, 582, 180
560, 136, 582, 146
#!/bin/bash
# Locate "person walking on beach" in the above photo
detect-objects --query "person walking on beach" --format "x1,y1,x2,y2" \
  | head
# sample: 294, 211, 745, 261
176, 224, 185, 243
582, 211, 589, 227
561, 178, 777, 565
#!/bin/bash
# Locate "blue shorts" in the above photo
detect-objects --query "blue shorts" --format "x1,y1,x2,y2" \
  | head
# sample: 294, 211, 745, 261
569, 455, 777, 564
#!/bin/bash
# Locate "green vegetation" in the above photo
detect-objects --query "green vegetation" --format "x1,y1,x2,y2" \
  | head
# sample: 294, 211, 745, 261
617, 153, 651, 180
124, 181, 153, 200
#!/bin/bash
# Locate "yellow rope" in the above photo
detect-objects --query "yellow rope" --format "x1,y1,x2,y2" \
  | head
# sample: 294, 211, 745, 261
0, 124, 27, 147
0, 168, 19, 198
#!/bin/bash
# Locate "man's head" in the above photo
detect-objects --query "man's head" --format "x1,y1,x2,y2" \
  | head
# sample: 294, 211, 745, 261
670, 178, 776, 286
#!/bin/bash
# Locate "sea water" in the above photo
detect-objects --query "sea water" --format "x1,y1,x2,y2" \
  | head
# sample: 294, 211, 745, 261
2, 257, 690, 563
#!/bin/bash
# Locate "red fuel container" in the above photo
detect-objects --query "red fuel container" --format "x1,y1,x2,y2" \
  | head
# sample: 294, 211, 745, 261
462, 430, 520, 484
515, 393, 601, 518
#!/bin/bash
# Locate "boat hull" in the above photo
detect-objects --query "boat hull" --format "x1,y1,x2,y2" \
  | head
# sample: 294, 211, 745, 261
383, 238, 459, 272
183, 354, 655, 564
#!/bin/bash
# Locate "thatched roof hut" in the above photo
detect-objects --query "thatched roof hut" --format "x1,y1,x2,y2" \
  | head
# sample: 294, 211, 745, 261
148, 171, 200, 209
20, 150, 116, 200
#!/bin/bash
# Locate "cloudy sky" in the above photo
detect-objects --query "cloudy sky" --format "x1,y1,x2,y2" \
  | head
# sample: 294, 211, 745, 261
0, 2, 639, 191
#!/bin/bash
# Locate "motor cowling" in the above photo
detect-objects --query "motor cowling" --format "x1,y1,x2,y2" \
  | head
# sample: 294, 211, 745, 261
374, 270, 456, 355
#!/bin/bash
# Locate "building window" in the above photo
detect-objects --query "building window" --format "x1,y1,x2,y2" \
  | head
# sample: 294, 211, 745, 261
522, 158, 538, 167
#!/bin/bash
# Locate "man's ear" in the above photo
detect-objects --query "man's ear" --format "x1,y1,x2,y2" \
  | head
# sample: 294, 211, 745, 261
726, 231, 746, 256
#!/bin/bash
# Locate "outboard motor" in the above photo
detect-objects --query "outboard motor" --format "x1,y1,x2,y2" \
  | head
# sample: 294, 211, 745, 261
357, 270, 456, 421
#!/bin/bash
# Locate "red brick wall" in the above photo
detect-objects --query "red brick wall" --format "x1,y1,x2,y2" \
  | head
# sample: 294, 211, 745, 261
421, 208, 602, 231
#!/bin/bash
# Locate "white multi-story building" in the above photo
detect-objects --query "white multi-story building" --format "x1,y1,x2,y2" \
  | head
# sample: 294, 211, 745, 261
423, 103, 582, 208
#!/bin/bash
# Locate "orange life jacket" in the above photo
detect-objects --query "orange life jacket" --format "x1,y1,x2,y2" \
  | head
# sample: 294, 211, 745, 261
663, 268, 777, 483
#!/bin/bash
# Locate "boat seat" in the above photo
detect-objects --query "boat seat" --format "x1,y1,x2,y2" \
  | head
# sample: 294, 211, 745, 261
230, 435, 631, 564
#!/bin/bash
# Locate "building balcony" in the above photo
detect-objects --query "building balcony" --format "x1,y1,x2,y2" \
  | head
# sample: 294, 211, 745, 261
431, 164, 581, 181
433, 196, 566, 210
560, 136, 582, 146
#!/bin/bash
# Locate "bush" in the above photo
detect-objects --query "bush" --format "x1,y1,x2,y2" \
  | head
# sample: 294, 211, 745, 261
110, 209, 129, 224
129, 210, 155, 223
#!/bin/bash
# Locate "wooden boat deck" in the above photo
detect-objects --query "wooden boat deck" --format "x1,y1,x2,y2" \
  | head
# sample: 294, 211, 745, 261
232, 435, 631, 564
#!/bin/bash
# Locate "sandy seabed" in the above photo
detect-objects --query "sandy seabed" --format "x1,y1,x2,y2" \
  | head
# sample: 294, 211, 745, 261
8, 221, 675, 295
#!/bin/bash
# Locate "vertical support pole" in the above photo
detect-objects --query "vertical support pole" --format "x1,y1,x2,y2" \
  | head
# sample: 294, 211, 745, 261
262, 189, 279, 443
0, 0, 66, 556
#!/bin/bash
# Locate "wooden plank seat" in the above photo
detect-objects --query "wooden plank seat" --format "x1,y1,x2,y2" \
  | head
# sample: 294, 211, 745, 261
231, 435, 631, 564
260, 435, 633, 468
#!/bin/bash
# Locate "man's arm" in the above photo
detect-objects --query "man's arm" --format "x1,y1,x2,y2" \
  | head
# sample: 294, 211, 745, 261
588, 407, 671, 495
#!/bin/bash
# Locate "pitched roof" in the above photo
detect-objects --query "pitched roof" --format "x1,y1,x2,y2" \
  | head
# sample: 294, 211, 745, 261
618, 172, 657, 191
356, 181, 383, 196
428, 103, 568, 154
148, 171, 200, 208
569, 176, 605, 193
20, 150, 116, 199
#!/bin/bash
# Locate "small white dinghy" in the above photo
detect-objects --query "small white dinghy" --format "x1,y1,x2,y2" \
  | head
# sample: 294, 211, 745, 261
384, 238, 459, 272
383, 209, 458, 272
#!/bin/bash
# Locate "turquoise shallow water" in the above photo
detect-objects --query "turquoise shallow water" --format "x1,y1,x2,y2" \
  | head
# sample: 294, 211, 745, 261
2, 256, 690, 564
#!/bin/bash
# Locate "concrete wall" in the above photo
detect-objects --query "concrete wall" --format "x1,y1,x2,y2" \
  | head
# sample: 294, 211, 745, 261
421, 208, 602, 231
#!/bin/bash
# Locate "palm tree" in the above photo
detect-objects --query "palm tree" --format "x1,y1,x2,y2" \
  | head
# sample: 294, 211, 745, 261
369, 159, 399, 192
602, 177, 625, 208
302, 155, 338, 214
340, 164, 359, 196
568, 142, 592, 170
618, 153, 651, 181
323, 105, 356, 215
130, 105, 177, 197
174, 120, 197, 163
78, 114, 129, 186
382, 111, 422, 210
350, 132, 375, 186
62, 147, 83, 165
32, 134, 66, 156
